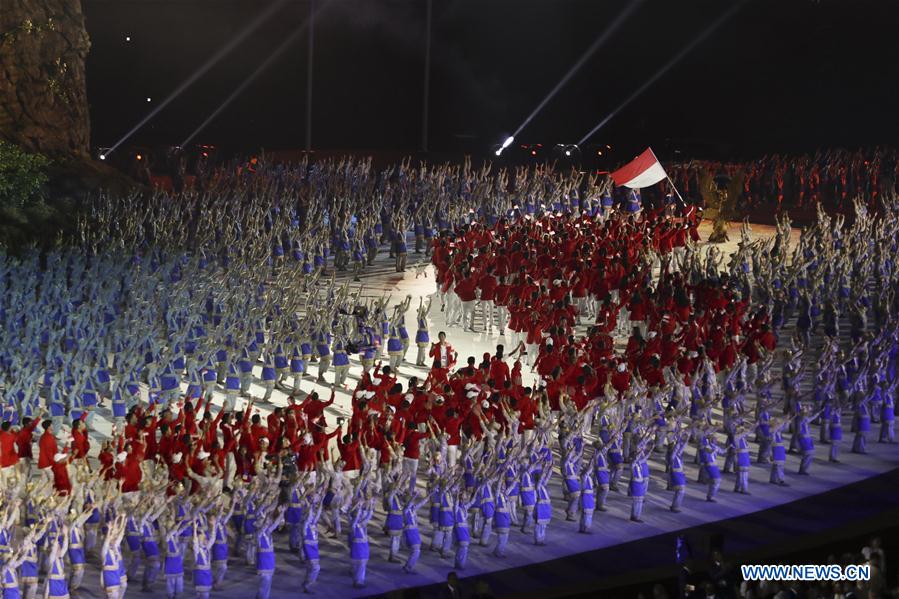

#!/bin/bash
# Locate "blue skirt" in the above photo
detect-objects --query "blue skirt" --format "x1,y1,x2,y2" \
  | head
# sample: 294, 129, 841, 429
703, 465, 721, 480
285, 507, 303, 525
438, 510, 454, 528
211, 541, 228, 564
303, 542, 320, 561
453, 526, 470, 543
142, 541, 159, 558
164, 556, 183, 576
102, 569, 121, 589
519, 490, 536, 507
193, 567, 212, 589
69, 548, 85, 565
48, 578, 68, 598
772, 446, 786, 462
256, 550, 275, 573
403, 528, 421, 547
385, 514, 403, 533
535, 503, 552, 521
350, 542, 369, 561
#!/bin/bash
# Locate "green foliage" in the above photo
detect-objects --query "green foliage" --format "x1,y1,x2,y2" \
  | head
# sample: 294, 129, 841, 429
0, 140, 50, 208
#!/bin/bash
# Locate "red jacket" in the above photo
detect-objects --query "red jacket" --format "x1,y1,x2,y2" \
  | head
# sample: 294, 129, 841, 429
338, 436, 361, 471
0, 430, 18, 467
611, 368, 631, 395
488, 358, 510, 389
454, 277, 478, 302
15, 418, 39, 460
38, 430, 58, 469
71, 413, 90, 459
402, 430, 428, 460
99, 449, 115, 480
121, 453, 143, 493
52, 458, 72, 495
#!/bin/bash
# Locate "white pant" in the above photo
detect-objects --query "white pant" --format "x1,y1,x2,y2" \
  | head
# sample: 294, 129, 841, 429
497, 306, 509, 333
39, 467, 53, 485
461, 300, 476, 330
482, 300, 495, 330
402, 457, 419, 492
446, 294, 462, 325
304, 559, 320, 591
351, 559, 367, 587
224, 390, 237, 413
526, 343, 539, 367
0, 465, 18, 487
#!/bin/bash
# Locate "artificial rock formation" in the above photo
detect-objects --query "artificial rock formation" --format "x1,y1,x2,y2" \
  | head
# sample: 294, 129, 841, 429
0, 0, 91, 158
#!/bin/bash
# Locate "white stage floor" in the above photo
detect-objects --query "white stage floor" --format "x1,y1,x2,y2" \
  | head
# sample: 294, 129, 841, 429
65, 220, 899, 598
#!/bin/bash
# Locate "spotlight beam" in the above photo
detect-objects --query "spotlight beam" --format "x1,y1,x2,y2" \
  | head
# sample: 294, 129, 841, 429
181, 1, 331, 148
105, 0, 290, 157
578, 0, 746, 145
511, 0, 644, 140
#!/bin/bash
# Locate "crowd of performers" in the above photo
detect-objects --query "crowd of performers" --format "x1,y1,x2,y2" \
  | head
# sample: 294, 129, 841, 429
657, 147, 899, 212
738, 147, 898, 211
0, 154, 897, 598
626, 147, 898, 215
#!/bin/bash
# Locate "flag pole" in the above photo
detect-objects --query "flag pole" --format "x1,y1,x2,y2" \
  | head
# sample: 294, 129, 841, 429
649, 148, 686, 210
666, 175, 686, 207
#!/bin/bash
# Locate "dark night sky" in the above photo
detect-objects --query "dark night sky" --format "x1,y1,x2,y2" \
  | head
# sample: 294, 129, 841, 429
83, 0, 899, 160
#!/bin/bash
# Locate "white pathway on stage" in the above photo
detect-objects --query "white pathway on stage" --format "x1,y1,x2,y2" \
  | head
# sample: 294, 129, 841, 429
66, 221, 899, 598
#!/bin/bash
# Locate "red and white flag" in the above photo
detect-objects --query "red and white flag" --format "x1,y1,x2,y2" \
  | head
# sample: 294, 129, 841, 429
610, 147, 668, 189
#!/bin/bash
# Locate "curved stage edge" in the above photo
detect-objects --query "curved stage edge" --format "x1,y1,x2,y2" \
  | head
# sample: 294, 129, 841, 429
401, 467, 899, 599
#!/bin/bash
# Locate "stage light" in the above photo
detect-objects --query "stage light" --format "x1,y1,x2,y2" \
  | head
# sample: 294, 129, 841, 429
579, 1, 745, 145
136, 154, 142, 161
125, 35, 131, 42
531, 150, 537, 156
495, 149, 502, 156
104, 0, 289, 158
180, 0, 332, 148
146, 97, 152, 103
502, 136, 514, 149
509, 0, 644, 141
565, 150, 571, 157
99, 155, 106, 160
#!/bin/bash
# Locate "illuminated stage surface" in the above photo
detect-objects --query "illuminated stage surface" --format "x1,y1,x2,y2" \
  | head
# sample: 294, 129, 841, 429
68, 220, 898, 598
